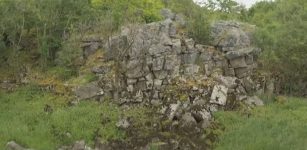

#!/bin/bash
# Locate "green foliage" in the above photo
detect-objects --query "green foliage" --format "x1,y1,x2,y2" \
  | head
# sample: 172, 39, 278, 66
51, 101, 124, 146
47, 67, 78, 81
0, 85, 157, 149
92, 0, 164, 23
206, 0, 241, 13
167, 0, 211, 44
247, 0, 307, 96
186, 8, 211, 44
68, 73, 98, 86
201, 0, 247, 21
55, 33, 83, 68
0, 86, 124, 149
0, 0, 95, 66
0, 0, 165, 69
214, 97, 307, 150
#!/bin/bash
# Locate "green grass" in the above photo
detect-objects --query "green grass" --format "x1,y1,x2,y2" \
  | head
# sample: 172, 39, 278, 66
0, 86, 124, 150
214, 97, 307, 150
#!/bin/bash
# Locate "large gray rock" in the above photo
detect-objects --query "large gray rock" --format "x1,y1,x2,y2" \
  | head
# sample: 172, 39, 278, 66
82, 42, 101, 58
225, 47, 257, 60
245, 96, 264, 106
6, 141, 28, 150
72, 140, 85, 150
211, 21, 251, 52
234, 67, 249, 78
168, 102, 181, 120
161, 8, 175, 20
210, 85, 228, 105
74, 82, 103, 100
180, 112, 197, 128
217, 76, 239, 89
191, 109, 212, 127
229, 56, 247, 68
183, 64, 200, 75
58, 141, 92, 150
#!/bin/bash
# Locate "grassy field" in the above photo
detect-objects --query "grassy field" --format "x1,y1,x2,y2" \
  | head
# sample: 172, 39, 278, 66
0, 86, 124, 150
2, 85, 307, 150
214, 97, 307, 150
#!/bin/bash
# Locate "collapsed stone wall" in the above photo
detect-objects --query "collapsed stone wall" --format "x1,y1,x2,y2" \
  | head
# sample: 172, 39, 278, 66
74, 9, 263, 132
86, 10, 263, 130
56, 9, 267, 150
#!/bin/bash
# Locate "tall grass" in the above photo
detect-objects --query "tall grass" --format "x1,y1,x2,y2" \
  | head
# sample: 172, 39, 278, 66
214, 97, 307, 150
0, 86, 123, 149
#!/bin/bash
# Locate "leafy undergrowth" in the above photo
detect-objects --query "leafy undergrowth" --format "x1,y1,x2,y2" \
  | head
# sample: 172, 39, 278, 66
214, 97, 307, 150
0, 86, 126, 150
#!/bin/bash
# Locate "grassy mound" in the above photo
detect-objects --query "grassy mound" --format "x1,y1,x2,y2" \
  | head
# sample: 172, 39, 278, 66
215, 97, 307, 150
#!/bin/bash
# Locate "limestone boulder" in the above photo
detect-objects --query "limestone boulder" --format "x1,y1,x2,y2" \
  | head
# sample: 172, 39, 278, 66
211, 21, 252, 52
74, 82, 103, 100
245, 96, 264, 106
210, 85, 228, 105
6, 141, 28, 150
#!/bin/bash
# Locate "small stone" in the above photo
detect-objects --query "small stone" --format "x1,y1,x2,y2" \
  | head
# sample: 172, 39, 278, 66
210, 85, 228, 105
116, 118, 130, 129
169, 102, 181, 120
245, 55, 254, 65
229, 56, 247, 68
225, 47, 259, 60
159, 106, 168, 114
180, 112, 197, 128
192, 86, 198, 91
184, 64, 200, 75
66, 132, 72, 138
208, 104, 219, 112
6, 141, 26, 150
82, 42, 100, 58
234, 67, 249, 78
127, 85, 134, 92
246, 96, 264, 106
184, 38, 195, 50
151, 99, 162, 106
224, 67, 235, 76
237, 95, 248, 101
72, 140, 85, 150
74, 82, 103, 101
171, 39, 182, 54
154, 79, 163, 88
153, 91, 159, 99
91, 66, 106, 74
127, 79, 137, 85
242, 77, 255, 94
217, 76, 239, 89
134, 90, 143, 102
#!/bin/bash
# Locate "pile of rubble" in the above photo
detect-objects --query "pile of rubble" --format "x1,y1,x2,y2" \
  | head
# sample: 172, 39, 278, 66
77, 9, 262, 118
71, 9, 264, 149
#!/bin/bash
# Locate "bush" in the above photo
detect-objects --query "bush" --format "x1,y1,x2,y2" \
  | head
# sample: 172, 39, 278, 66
248, 0, 307, 96
167, 0, 211, 44
47, 67, 78, 81
55, 33, 83, 68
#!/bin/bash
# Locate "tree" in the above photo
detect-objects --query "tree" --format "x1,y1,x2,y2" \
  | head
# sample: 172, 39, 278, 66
248, 0, 307, 95
206, 0, 241, 13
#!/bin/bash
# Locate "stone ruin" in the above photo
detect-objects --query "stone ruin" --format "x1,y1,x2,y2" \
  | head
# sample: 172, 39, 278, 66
57, 9, 267, 149
2, 9, 266, 150
74, 9, 263, 145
